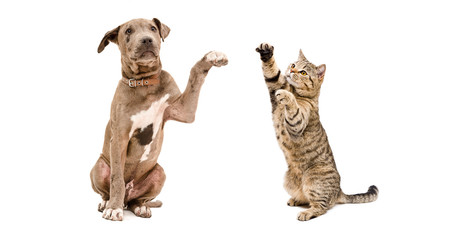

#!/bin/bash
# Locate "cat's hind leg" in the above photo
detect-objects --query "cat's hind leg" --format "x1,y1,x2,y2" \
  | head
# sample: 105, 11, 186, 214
298, 187, 332, 220
298, 168, 341, 221
297, 202, 328, 221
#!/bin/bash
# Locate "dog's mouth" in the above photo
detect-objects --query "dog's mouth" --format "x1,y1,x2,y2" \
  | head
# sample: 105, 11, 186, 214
134, 45, 158, 61
136, 50, 157, 61
140, 51, 156, 58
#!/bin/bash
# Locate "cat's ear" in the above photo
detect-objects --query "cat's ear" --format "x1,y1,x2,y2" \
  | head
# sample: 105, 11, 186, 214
298, 49, 307, 62
317, 64, 326, 80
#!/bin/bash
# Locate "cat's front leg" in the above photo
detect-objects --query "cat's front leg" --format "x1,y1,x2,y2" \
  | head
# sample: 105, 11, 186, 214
256, 43, 285, 89
276, 89, 309, 139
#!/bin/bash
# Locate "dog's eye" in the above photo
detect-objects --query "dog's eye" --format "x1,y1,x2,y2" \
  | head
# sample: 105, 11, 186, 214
125, 28, 132, 34
151, 26, 157, 31
291, 64, 296, 68
300, 70, 307, 76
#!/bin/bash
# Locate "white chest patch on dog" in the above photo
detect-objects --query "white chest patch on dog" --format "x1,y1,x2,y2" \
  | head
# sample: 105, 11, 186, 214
129, 94, 170, 161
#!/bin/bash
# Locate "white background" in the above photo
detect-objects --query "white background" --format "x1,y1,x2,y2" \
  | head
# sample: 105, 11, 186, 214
1, 0, 451, 239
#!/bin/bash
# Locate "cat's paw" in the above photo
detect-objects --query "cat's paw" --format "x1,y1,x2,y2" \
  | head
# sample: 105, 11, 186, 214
275, 89, 294, 105
297, 211, 314, 221
287, 198, 309, 207
287, 198, 297, 206
256, 43, 274, 62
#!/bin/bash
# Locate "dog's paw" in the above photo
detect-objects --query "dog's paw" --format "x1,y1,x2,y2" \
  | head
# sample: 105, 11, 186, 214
145, 200, 163, 208
275, 89, 294, 106
205, 51, 228, 67
256, 43, 274, 62
98, 200, 109, 212
133, 205, 152, 218
102, 207, 123, 221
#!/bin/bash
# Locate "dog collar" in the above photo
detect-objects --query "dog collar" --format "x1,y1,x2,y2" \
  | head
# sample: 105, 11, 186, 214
123, 73, 160, 88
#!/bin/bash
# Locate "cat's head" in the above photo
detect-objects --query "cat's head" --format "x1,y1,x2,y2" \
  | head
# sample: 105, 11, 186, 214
284, 49, 326, 98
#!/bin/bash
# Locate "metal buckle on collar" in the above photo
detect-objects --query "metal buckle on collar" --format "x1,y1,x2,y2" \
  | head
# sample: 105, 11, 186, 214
128, 79, 136, 88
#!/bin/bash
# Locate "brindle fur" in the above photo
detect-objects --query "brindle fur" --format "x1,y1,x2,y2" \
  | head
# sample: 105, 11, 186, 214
256, 43, 378, 221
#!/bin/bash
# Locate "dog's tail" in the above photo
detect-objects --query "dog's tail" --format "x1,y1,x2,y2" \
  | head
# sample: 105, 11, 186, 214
337, 185, 379, 204
144, 200, 163, 208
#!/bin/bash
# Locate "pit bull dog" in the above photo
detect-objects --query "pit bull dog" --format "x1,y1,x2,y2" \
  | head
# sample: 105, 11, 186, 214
90, 18, 228, 221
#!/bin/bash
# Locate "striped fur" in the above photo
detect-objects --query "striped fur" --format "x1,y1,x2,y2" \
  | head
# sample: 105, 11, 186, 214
256, 43, 378, 221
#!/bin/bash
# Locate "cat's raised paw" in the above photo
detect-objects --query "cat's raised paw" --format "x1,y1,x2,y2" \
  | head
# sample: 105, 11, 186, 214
256, 43, 274, 62
275, 89, 294, 105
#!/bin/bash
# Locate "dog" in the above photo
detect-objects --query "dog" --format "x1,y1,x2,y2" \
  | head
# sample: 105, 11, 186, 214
90, 18, 228, 221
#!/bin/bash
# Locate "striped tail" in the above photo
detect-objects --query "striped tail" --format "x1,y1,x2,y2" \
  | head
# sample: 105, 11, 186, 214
338, 185, 379, 204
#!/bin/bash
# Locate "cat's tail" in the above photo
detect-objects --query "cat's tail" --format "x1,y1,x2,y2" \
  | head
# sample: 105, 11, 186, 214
337, 185, 379, 204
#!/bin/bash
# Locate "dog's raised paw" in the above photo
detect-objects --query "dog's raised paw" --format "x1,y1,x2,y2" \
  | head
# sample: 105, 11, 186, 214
102, 208, 123, 221
205, 51, 228, 67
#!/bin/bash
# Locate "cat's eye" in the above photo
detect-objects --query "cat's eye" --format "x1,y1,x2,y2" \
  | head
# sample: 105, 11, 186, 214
300, 70, 307, 76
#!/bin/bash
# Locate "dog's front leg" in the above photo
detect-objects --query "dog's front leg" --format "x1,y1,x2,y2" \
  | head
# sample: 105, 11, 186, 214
102, 123, 129, 221
167, 51, 228, 123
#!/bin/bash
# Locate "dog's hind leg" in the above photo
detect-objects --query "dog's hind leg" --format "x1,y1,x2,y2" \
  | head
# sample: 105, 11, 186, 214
90, 155, 111, 212
125, 163, 166, 218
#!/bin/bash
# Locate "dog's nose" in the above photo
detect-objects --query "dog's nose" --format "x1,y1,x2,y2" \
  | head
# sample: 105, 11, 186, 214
141, 37, 153, 45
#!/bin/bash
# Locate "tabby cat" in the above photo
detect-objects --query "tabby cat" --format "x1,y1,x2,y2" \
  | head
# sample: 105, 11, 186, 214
256, 43, 378, 221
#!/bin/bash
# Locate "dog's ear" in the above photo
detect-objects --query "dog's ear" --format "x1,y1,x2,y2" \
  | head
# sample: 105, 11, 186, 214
97, 26, 120, 53
152, 18, 170, 42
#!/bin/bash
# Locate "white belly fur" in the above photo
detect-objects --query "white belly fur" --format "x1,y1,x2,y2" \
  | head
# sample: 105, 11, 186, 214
129, 94, 170, 161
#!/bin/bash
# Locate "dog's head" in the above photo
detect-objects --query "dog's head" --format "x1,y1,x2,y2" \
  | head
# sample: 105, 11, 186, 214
97, 18, 170, 67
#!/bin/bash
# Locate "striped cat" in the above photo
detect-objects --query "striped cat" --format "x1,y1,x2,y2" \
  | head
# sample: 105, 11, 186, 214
256, 43, 378, 221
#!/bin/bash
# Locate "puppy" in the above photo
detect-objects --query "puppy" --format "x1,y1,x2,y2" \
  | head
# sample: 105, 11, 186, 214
90, 18, 228, 221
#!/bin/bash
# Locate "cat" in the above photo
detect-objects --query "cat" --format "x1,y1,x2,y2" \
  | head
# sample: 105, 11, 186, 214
256, 43, 378, 221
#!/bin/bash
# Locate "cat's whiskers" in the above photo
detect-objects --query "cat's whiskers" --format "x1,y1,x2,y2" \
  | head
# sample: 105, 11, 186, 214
285, 74, 301, 88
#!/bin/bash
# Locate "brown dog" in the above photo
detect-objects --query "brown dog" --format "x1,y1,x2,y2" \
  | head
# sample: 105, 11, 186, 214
90, 18, 228, 221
